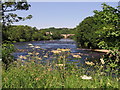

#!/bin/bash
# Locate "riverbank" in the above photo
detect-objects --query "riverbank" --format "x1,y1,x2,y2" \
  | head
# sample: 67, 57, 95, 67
76, 48, 109, 53
91, 49, 111, 53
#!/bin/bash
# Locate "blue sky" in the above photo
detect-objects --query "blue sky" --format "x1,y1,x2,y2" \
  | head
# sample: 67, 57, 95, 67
13, 2, 118, 29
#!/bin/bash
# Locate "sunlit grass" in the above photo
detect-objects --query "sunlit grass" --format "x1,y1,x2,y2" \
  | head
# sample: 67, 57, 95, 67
2, 50, 119, 88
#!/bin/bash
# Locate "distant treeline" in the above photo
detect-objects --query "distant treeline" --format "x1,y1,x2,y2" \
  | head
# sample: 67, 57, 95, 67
2, 25, 75, 43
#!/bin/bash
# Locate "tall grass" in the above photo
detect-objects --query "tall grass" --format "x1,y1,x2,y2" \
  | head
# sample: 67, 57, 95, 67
2, 51, 119, 88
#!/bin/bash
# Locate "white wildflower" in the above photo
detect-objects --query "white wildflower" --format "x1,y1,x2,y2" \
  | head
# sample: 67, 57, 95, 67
81, 75, 92, 80
100, 58, 105, 64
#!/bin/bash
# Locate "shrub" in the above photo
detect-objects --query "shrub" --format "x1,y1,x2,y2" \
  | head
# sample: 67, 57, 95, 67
102, 50, 120, 69
2, 43, 16, 70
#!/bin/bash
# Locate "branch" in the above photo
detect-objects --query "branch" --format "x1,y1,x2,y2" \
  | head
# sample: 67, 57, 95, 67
3, 9, 17, 12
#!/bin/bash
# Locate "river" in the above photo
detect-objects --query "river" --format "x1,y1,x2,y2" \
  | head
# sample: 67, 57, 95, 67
13, 39, 105, 66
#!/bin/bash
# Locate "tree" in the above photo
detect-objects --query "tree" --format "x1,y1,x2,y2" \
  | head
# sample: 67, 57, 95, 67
1, 0, 32, 26
93, 3, 120, 49
76, 16, 100, 48
1, 0, 32, 70
76, 3, 120, 50
1, 0, 32, 41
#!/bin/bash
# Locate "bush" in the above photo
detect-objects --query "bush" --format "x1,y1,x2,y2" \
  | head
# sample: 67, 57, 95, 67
102, 50, 120, 69
2, 43, 16, 70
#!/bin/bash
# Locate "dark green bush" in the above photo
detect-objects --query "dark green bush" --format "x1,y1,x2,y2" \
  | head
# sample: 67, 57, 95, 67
102, 50, 120, 69
2, 43, 16, 70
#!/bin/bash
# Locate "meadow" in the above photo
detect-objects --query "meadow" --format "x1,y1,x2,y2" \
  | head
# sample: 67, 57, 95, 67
2, 49, 119, 88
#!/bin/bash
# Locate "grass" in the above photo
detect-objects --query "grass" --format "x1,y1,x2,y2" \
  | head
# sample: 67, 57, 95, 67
2, 49, 119, 88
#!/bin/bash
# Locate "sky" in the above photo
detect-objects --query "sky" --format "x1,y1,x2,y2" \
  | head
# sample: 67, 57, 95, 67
13, 2, 119, 29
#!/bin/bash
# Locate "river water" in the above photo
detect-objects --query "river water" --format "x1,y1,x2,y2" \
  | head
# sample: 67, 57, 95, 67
13, 39, 105, 65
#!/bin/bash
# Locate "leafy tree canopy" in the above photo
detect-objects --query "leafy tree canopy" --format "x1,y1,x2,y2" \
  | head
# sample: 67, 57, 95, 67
1, 0, 32, 26
76, 3, 120, 50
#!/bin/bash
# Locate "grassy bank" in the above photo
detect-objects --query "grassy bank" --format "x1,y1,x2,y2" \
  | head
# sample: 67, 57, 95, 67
2, 51, 119, 88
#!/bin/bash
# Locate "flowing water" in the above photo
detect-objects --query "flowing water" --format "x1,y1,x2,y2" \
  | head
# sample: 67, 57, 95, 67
13, 39, 105, 65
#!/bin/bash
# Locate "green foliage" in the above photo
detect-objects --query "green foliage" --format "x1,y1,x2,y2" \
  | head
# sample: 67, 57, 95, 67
40, 27, 75, 34
51, 31, 63, 39
2, 51, 119, 88
97, 41, 108, 49
40, 27, 74, 40
75, 3, 120, 50
75, 16, 99, 48
3, 25, 76, 42
2, 43, 15, 69
1, 1, 32, 26
32, 32, 43, 41
1, 1, 32, 69
3, 25, 42, 42
102, 50, 120, 69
